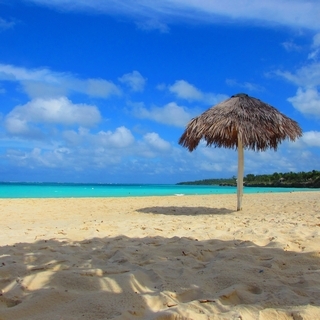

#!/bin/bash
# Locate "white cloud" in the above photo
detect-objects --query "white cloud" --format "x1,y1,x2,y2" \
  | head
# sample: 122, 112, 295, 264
20, 80, 68, 98
0, 64, 121, 99
133, 101, 193, 127
301, 131, 320, 147
199, 162, 224, 172
169, 80, 228, 104
0, 18, 15, 31
288, 87, 320, 117
196, 144, 307, 176
26, 0, 320, 31
177, 135, 316, 178
308, 50, 320, 61
275, 62, 320, 87
2, 125, 178, 173
198, 147, 237, 173
143, 132, 171, 151
5, 97, 101, 137
2, 127, 319, 181
156, 83, 167, 91
136, 19, 169, 33
308, 33, 320, 60
96, 126, 135, 148
64, 126, 135, 148
225, 79, 264, 92
84, 78, 121, 97
312, 33, 320, 48
5, 117, 33, 136
63, 129, 85, 146
244, 149, 301, 174
282, 40, 301, 52
276, 60, 320, 117
118, 71, 146, 92
169, 80, 203, 101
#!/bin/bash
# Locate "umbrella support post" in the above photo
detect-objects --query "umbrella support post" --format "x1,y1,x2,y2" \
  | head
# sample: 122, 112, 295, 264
237, 138, 244, 211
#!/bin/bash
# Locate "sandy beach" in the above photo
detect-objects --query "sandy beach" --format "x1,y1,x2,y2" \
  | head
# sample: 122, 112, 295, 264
0, 192, 319, 319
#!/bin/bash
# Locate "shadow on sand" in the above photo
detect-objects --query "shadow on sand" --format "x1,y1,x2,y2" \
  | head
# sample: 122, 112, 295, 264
0, 235, 320, 319
136, 206, 234, 216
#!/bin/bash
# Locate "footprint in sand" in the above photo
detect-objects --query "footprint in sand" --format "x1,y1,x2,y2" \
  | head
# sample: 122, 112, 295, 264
0, 296, 22, 308
172, 285, 204, 303
218, 284, 263, 305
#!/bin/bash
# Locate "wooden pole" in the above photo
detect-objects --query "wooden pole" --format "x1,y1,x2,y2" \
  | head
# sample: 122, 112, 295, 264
237, 137, 244, 211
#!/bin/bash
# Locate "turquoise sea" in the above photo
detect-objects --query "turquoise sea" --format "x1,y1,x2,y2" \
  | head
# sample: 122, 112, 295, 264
0, 183, 317, 198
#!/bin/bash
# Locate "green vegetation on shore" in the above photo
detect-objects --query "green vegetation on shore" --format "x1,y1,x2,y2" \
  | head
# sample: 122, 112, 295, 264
177, 170, 320, 188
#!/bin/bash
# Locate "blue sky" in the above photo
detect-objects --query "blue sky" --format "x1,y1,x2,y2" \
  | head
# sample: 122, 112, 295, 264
0, 0, 320, 183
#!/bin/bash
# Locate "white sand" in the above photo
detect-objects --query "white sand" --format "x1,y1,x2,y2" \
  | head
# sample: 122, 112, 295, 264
0, 192, 319, 319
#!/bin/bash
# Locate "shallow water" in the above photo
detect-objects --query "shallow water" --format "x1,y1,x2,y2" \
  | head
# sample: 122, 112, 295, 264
0, 182, 316, 198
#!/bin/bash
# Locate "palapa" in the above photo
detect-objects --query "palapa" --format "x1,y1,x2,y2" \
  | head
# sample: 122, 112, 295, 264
179, 93, 302, 211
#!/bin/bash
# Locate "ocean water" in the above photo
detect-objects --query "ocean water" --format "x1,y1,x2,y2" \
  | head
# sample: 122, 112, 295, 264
0, 183, 316, 198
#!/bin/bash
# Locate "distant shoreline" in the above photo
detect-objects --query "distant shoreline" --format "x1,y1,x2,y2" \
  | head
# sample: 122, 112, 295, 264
177, 170, 320, 188
221, 182, 320, 188
178, 182, 320, 188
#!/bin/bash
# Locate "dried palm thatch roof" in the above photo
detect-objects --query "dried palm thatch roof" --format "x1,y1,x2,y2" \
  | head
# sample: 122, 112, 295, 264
179, 93, 302, 152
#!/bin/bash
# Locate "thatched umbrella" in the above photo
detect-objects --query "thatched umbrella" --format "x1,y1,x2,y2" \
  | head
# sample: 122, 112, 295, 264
179, 93, 302, 211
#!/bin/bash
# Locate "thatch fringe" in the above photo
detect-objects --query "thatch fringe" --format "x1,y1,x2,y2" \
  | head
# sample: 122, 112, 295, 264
179, 93, 302, 151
